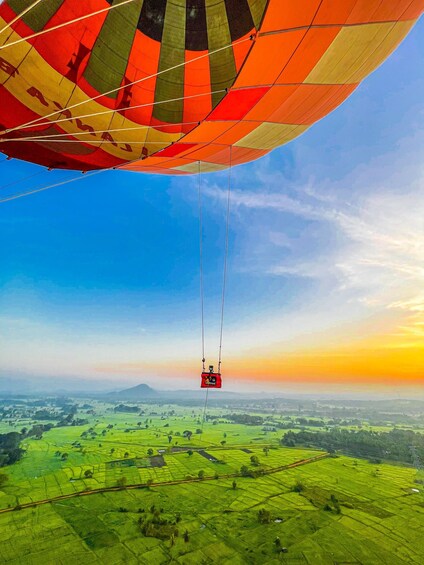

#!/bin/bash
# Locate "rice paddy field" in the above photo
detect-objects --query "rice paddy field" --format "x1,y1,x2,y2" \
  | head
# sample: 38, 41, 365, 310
0, 400, 423, 564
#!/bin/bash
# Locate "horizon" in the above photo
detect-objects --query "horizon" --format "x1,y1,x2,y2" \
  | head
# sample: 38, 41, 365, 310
1, 19, 424, 394
1, 373, 424, 401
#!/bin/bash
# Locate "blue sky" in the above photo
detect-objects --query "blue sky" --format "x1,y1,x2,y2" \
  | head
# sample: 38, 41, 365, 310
0, 18, 423, 392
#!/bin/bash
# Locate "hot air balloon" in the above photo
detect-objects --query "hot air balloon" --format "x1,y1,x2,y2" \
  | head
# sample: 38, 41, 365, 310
0, 0, 422, 174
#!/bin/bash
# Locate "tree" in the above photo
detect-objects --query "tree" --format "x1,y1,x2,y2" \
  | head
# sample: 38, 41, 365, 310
84, 469, 93, 479
232, 480, 237, 490
220, 440, 226, 446
250, 455, 260, 466
240, 465, 250, 477
292, 480, 304, 493
275, 537, 281, 548
61, 452, 69, 461
187, 450, 193, 456
116, 476, 127, 488
198, 470, 205, 480
124, 452, 129, 458
258, 508, 271, 524
168, 435, 172, 444
183, 530, 190, 543
147, 448, 154, 456
146, 478, 153, 487
263, 447, 269, 457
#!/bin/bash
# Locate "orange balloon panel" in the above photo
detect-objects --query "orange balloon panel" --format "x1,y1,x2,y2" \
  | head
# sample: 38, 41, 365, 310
0, 0, 422, 174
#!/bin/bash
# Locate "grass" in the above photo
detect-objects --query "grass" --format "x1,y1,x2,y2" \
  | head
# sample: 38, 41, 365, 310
0, 402, 423, 563
0, 403, 322, 507
0, 454, 422, 564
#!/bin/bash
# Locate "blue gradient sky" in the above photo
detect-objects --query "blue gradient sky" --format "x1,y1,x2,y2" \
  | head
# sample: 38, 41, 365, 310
0, 18, 423, 392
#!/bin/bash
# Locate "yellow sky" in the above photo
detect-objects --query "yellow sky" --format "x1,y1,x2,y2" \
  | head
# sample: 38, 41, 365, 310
225, 308, 424, 386
96, 316, 424, 388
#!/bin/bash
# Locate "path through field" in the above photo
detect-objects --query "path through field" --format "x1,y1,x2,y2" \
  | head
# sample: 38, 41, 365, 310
0, 452, 330, 515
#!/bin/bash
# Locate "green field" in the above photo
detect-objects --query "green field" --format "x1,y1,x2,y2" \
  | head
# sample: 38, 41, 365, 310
0, 400, 423, 564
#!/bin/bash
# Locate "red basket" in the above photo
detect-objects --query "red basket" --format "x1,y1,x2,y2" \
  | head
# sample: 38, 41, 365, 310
201, 372, 222, 388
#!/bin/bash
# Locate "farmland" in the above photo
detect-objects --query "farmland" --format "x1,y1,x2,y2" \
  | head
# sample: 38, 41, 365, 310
0, 396, 423, 563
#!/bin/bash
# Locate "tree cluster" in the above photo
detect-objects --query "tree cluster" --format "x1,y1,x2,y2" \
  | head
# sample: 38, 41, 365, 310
114, 404, 139, 413
281, 428, 424, 464
257, 508, 271, 524
223, 413, 264, 426
0, 432, 24, 467
139, 506, 180, 541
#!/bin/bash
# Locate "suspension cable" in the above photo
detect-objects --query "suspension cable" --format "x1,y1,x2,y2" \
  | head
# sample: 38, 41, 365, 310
3, 139, 178, 145
197, 160, 205, 372
0, 143, 170, 204
0, 0, 44, 37
0, 0, 138, 51
201, 387, 209, 431
0, 121, 199, 142
1, 89, 225, 135
200, 152, 232, 428
217, 146, 232, 374
0, 168, 106, 204
0, 168, 45, 191
0, 35, 252, 136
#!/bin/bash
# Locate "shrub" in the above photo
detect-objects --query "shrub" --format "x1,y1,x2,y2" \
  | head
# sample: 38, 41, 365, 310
258, 508, 271, 524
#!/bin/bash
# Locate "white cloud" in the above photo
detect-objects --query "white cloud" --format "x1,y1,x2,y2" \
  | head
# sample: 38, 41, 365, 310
200, 130, 424, 346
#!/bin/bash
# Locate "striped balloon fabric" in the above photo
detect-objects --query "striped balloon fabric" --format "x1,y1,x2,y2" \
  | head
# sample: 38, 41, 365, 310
0, 0, 422, 174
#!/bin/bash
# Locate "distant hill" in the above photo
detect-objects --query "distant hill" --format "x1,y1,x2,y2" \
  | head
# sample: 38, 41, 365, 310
106, 383, 243, 402
108, 383, 159, 400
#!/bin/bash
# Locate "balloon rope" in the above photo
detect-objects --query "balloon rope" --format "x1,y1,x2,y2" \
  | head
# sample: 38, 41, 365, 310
0, 0, 44, 37
201, 387, 209, 432
0, 122, 199, 142
1, 35, 253, 136
1, 89, 226, 134
0, 168, 105, 204
197, 161, 206, 372
4, 139, 177, 145
0, 169, 45, 192
0, 150, 151, 204
218, 146, 232, 374
0, 0, 138, 50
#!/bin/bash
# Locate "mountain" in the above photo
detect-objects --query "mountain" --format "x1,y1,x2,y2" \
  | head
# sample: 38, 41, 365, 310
0, 377, 30, 393
107, 383, 159, 400
106, 383, 244, 402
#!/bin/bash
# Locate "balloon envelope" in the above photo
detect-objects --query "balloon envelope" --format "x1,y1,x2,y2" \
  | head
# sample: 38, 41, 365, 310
0, 0, 422, 173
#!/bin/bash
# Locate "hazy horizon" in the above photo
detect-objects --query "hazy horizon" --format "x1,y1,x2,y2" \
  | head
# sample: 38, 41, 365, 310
1, 372, 424, 401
